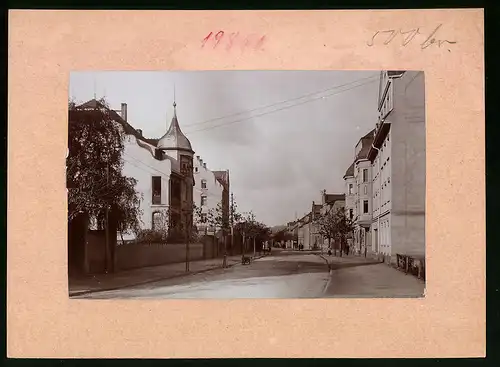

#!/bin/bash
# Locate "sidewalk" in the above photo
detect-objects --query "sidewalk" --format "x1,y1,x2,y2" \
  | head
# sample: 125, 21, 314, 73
321, 254, 425, 298
318, 253, 381, 270
69, 253, 265, 297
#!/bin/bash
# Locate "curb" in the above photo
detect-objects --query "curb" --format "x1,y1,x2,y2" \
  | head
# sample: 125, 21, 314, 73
69, 259, 241, 297
69, 255, 269, 298
316, 254, 332, 273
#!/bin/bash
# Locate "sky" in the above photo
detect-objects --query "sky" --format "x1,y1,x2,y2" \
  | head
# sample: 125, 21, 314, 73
70, 70, 380, 227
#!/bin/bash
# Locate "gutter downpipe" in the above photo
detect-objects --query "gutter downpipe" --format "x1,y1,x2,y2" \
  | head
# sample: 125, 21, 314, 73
372, 142, 382, 262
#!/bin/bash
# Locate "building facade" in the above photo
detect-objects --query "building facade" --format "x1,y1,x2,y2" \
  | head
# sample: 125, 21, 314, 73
368, 70, 426, 264
319, 191, 345, 251
343, 130, 374, 255
75, 98, 229, 242
354, 131, 375, 255
193, 156, 224, 236
297, 208, 320, 250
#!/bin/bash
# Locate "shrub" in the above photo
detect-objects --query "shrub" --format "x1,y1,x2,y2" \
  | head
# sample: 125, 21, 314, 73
136, 229, 166, 244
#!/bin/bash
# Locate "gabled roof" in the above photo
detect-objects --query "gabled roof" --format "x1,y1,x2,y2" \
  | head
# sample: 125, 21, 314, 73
297, 212, 311, 227
213, 170, 230, 189
74, 99, 159, 147
313, 204, 322, 215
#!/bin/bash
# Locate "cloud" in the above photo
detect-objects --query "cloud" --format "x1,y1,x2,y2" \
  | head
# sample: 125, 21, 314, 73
70, 70, 380, 226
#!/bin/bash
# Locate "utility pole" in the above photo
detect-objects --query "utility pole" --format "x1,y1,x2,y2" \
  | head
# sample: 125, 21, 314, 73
230, 192, 235, 258
105, 163, 111, 273
181, 186, 190, 272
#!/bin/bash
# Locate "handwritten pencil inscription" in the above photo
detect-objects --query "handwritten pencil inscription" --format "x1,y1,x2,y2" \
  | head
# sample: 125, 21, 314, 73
201, 31, 266, 51
367, 24, 457, 51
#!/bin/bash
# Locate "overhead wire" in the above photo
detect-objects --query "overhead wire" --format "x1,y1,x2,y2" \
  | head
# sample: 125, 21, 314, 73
184, 77, 379, 135
182, 73, 380, 129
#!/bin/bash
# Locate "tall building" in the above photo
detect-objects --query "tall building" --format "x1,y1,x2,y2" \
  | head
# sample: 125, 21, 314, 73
343, 130, 375, 255
368, 70, 426, 264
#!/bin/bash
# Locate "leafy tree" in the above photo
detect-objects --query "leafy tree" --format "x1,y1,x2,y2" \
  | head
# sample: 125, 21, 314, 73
234, 212, 271, 256
67, 98, 143, 237
315, 207, 355, 256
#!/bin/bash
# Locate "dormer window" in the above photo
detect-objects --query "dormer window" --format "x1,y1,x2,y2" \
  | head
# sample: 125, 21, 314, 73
201, 179, 207, 189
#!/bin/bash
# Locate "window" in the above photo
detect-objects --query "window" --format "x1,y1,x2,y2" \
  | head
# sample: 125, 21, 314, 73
152, 212, 161, 230
201, 179, 207, 189
194, 167, 199, 173
348, 183, 353, 195
200, 213, 207, 223
152, 176, 161, 204
201, 195, 207, 206
363, 200, 369, 214
349, 209, 353, 220
364, 185, 367, 195
362, 169, 368, 183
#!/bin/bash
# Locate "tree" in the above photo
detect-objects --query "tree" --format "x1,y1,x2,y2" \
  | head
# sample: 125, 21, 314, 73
67, 98, 143, 271
233, 212, 271, 257
315, 207, 355, 256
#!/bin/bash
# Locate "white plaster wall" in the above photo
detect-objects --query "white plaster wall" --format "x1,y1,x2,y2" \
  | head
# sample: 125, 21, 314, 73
355, 160, 373, 223
344, 176, 356, 220
120, 135, 172, 239
390, 70, 426, 260
193, 157, 223, 230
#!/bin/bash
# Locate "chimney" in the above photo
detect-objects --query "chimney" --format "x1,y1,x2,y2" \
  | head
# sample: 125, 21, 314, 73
200, 158, 203, 166
121, 103, 128, 122
203, 163, 207, 169
136, 129, 142, 136
196, 155, 200, 160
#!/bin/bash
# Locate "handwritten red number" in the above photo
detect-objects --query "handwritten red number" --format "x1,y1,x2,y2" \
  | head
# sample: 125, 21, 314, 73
201, 32, 213, 48
214, 31, 225, 48
226, 32, 239, 50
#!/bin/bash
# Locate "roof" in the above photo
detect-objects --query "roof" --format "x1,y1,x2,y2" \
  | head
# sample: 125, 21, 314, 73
355, 129, 375, 160
297, 212, 311, 227
74, 99, 159, 147
343, 162, 355, 178
157, 102, 193, 152
213, 170, 230, 189
324, 193, 345, 204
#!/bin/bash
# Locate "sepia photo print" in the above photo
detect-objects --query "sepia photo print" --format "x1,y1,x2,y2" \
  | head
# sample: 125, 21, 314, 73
67, 70, 426, 299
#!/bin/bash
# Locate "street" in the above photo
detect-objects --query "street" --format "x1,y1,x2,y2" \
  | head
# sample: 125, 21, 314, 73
74, 250, 330, 299
73, 250, 425, 299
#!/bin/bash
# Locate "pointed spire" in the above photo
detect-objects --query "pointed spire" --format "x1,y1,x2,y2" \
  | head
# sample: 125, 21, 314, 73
157, 84, 193, 153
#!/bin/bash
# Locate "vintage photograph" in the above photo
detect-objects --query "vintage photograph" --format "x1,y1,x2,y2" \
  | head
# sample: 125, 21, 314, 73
67, 70, 425, 299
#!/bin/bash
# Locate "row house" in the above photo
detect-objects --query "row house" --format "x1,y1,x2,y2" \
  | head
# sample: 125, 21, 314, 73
368, 70, 426, 265
193, 156, 226, 236
343, 130, 375, 255
296, 202, 322, 250
319, 190, 345, 251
